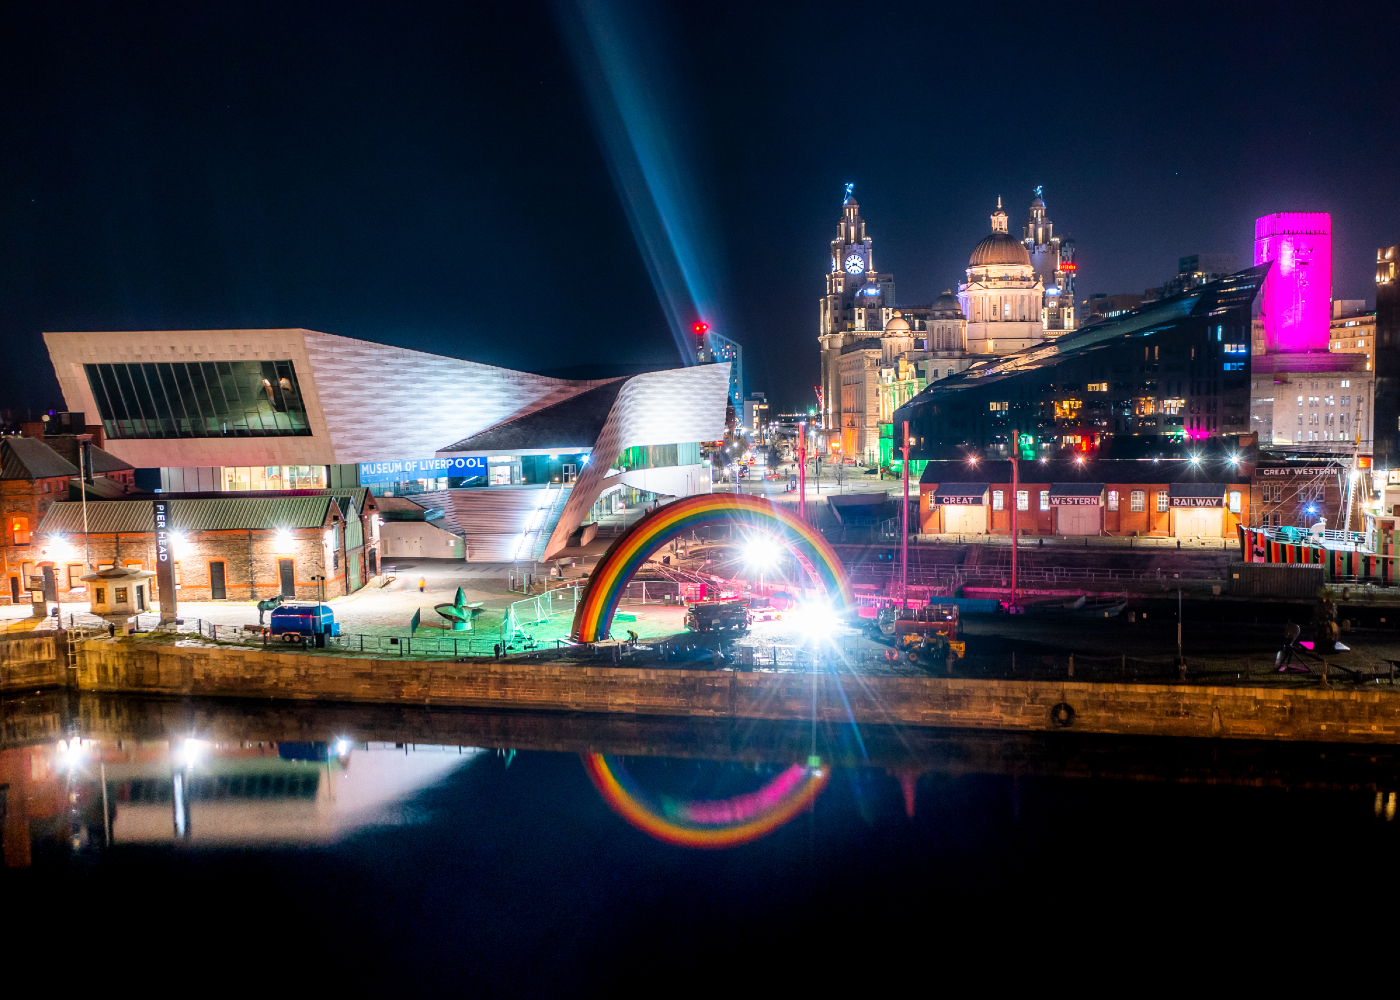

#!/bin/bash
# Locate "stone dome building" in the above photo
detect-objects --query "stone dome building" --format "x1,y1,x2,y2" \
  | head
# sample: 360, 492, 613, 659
958, 198, 1046, 355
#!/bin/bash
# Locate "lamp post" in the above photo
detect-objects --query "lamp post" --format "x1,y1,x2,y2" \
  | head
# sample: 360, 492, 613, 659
900, 420, 910, 610
1009, 430, 1020, 610
797, 420, 807, 521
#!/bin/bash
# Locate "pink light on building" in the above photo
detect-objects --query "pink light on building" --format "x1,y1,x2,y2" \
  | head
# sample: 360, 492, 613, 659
1254, 212, 1331, 352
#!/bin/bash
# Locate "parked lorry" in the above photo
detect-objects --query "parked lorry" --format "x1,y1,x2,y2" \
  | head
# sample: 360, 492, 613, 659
269, 603, 341, 647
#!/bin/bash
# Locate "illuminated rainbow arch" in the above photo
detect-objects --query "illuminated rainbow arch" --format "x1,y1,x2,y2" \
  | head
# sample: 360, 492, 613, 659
570, 493, 855, 643
582, 754, 829, 849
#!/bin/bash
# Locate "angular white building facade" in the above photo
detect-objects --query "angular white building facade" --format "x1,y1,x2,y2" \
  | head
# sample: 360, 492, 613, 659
42, 328, 729, 561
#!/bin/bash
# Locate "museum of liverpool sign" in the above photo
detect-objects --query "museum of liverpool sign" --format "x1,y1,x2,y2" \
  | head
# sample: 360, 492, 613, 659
358, 457, 487, 484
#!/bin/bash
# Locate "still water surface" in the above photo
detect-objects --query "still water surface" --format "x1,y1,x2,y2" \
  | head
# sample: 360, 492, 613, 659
3, 692, 1397, 989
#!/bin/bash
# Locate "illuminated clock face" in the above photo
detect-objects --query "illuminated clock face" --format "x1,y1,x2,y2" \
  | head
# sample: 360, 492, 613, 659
844, 254, 866, 275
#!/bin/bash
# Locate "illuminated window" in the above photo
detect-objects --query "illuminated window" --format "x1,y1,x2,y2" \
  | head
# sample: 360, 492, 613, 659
1223, 343, 1247, 354
1053, 399, 1083, 419
1157, 491, 1169, 513
1325, 395, 1334, 406
1130, 490, 1145, 512
1359, 340, 1366, 347
1341, 379, 1351, 388
10, 517, 29, 545
1229, 491, 1241, 513
1087, 383, 1108, 392
1161, 398, 1184, 415
1039, 490, 1050, 511
1296, 396, 1303, 405
1134, 397, 1156, 416
989, 401, 1008, 411
992, 490, 1004, 511
1016, 490, 1029, 511
1107, 490, 1119, 511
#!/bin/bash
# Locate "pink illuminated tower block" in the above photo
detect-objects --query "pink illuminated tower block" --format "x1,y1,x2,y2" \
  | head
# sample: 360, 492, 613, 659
1253, 212, 1331, 352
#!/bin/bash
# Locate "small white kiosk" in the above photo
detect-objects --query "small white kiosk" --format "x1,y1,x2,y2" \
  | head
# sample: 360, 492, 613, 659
82, 565, 157, 622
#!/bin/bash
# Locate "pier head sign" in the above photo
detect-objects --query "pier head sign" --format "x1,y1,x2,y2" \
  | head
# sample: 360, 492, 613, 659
358, 457, 487, 484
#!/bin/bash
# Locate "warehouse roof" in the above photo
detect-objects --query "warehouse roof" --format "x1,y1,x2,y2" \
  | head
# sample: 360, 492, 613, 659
37, 496, 340, 535
1, 436, 79, 481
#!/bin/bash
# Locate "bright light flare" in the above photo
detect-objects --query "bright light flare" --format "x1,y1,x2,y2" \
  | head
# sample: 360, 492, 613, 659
744, 535, 782, 569
787, 601, 838, 640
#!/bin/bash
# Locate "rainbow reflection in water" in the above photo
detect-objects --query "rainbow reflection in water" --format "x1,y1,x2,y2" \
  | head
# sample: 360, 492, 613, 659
582, 754, 829, 849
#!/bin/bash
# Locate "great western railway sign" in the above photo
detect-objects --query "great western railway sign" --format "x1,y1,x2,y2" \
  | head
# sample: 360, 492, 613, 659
1170, 496, 1223, 508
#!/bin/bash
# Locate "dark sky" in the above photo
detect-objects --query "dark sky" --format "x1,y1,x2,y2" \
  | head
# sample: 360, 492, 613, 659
3, 1, 1397, 415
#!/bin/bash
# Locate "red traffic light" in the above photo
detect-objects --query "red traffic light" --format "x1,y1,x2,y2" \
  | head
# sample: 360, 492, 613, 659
692, 321, 709, 335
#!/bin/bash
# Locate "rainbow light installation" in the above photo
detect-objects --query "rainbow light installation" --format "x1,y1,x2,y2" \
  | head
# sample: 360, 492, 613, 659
1253, 212, 1331, 353
582, 754, 829, 849
570, 493, 854, 643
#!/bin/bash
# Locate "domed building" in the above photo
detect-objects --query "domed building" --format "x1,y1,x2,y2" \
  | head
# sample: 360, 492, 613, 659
958, 199, 1046, 355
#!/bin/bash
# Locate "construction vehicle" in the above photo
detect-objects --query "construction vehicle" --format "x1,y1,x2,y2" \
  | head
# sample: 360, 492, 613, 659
684, 599, 751, 634
890, 604, 963, 665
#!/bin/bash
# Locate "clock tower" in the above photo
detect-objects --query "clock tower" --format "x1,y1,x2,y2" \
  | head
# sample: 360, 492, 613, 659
818, 186, 895, 437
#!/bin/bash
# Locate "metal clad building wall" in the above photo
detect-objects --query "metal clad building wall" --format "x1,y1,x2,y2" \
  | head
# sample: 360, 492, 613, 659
541, 364, 732, 560
1228, 562, 1325, 598
302, 331, 609, 465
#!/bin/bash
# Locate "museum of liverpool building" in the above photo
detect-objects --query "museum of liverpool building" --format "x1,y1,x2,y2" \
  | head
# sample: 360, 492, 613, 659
40, 328, 728, 565
892, 266, 1268, 539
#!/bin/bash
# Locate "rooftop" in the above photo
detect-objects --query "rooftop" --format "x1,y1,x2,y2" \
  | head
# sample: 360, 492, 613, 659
0, 436, 80, 481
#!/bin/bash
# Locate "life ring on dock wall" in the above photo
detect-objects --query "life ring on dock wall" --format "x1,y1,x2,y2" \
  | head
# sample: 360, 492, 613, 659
1050, 702, 1075, 728
884, 648, 899, 663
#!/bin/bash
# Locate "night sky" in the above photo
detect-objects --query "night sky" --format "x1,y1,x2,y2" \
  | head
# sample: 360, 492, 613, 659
3, 1, 1397, 415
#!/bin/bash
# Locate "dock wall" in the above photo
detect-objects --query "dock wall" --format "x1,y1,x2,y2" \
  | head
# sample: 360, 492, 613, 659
72, 639, 1400, 745
0, 635, 64, 693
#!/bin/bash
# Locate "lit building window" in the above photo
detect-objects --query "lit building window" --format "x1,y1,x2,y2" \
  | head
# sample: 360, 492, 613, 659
1107, 490, 1119, 511
1039, 490, 1050, 511
1087, 382, 1108, 392
1229, 491, 1241, 513
1016, 490, 1029, 511
992, 490, 1004, 511
1130, 491, 1145, 512
1157, 491, 1169, 512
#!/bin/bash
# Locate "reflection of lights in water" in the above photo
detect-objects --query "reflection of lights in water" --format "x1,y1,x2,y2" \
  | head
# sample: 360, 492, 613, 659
582, 754, 828, 849
1378, 791, 1397, 822
57, 739, 82, 767
180, 738, 210, 768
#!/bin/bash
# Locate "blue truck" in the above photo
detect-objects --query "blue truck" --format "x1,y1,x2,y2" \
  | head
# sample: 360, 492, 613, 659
269, 603, 341, 647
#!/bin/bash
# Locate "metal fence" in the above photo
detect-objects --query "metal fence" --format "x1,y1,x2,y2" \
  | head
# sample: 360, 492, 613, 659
501, 586, 580, 641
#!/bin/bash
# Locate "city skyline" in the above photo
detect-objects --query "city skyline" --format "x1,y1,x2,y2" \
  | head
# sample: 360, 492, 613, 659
1, 2, 1397, 415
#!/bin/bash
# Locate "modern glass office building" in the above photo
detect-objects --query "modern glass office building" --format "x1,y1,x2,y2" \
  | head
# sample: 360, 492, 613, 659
893, 266, 1268, 462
